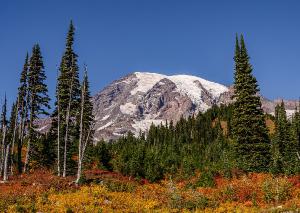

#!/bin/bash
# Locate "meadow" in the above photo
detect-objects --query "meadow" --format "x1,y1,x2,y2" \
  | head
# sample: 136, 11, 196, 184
1, 169, 299, 212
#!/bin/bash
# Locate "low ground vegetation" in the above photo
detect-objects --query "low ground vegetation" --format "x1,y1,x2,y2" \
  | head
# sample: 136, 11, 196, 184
1, 170, 300, 212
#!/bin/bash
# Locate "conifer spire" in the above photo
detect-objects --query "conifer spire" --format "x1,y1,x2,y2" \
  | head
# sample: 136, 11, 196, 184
232, 35, 270, 172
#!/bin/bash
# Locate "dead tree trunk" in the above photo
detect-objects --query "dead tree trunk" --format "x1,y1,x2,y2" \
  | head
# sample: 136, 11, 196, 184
0, 126, 7, 177
23, 138, 30, 173
18, 96, 28, 174
10, 98, 20, 175
76, 124, 94, 184
3, 143, 10, 181
23, 95, 34, 173
76, 75, 86, 184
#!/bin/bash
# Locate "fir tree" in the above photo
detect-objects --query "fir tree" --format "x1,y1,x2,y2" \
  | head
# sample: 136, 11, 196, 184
271, 102, 286, 174
292, 102, 300, 157
0, 95, 7, 132
232, 35, 270, 172
23, 44, 50, 172
272, 101, 300, 174
17, 53, 29, 173
0, 95, 8, 177
53, 21, 81, 177
8, 101, 18, 175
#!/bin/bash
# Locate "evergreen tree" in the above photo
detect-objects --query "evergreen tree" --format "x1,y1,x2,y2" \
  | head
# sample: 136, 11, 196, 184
108, 105, 234, 181
232, 35, 270, 172
2, 103, 14, 181
271, 102, 286, 173
272, 101, 300, 174
17, 53, 29, 173
0, 95, 8, 177
23, 44, 50, 172
53, 21, 81, 177
292, 103, 300, 156
8, 101, 18, 175
0, 95, 7, 132
80, 68, 94, 143
92, 139, 112, 170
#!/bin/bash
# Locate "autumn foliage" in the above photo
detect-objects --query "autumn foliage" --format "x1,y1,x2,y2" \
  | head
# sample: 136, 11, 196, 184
1, 170, 300, 212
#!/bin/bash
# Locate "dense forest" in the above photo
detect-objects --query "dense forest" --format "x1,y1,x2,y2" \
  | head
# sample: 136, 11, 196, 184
0, 22, 300, 186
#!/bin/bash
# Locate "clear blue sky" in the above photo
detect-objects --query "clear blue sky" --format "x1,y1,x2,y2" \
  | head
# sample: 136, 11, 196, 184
1, 0, 300, 109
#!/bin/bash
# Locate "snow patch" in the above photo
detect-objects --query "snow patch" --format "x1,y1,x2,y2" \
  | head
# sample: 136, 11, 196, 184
286, 109, 296, 118
270, 109, 295, 119
121, 79, 132, 84
132, 119, 164, 136
101, 115, 110, 121
36, 125, 48, 132
97, 121, 113, 131
131, 72, 228, 106
131, 72, 166, 95
113, 132, 125, 136
168, 75, 228, 102
120, 102, 136, 115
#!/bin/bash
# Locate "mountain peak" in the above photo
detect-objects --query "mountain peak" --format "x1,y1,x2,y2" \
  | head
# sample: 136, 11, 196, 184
131, 71, 228, 100
93, 71, 230, 141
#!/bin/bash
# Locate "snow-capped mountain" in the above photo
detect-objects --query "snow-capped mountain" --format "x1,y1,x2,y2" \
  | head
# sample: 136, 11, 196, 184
92, 72, 299, 141
93, 72, 229, 141
35, 71, 298, 141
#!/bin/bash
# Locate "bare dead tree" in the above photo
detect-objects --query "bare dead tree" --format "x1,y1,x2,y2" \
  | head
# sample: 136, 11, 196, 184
3, 142, 10, 181
75, 68, 94, 184
75, 71, 86, 184
76, 123, 94, 184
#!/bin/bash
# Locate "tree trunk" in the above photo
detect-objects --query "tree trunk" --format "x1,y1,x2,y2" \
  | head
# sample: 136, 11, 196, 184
17, 102, 25, 173
76, 125, 93, 184
0, 126, 7, 177
76, 77, 85, 184
62, 67, 75, 178
10, 98, 20, 175
3, 143, 10, 181
57, 94, 61, 176
23, 138, 30, 173
23, 95, 34, 173
63, 94, 72, 177
76, 157, 82, 184
18, 100, 28, 173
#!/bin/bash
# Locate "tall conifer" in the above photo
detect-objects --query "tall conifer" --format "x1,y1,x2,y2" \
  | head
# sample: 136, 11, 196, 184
0, 96, 8, 177
232, 35, 270, 172
272, 101, 300, 174
23, 44, 50, 172
8, 101, 18, 175
17, 53, 29, 173
54, 21, 81, 177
